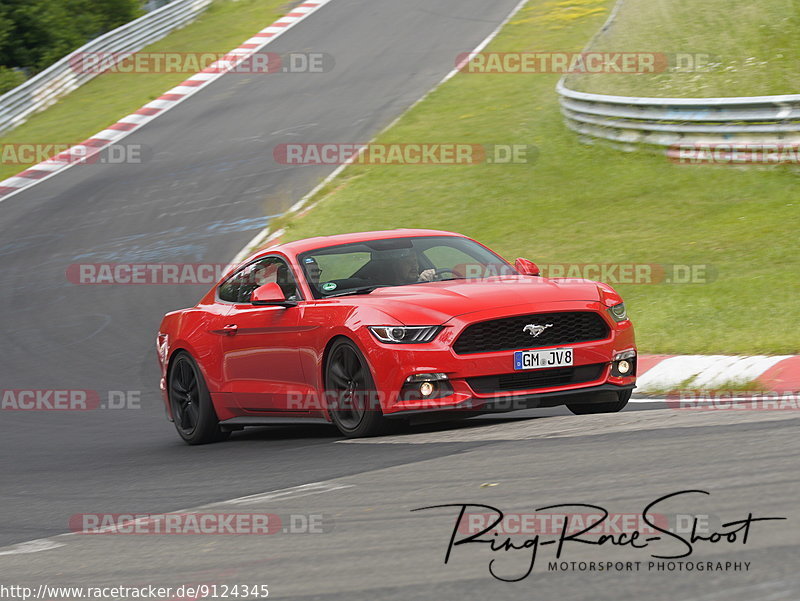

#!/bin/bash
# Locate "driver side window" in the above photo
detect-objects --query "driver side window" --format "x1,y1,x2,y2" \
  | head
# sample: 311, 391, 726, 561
218, 256, 300, 303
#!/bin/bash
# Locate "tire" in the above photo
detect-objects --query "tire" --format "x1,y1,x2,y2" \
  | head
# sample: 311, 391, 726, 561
325, 339, 392, 437
168, 351, 230, 445
567, 389, 632, 415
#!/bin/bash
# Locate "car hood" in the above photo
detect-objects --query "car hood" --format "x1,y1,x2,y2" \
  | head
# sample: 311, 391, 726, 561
338, 276, 602, 324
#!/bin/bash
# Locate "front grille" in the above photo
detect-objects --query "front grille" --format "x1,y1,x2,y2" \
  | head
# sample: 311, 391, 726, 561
467, 363, 606, 394
453, 311, 609, 355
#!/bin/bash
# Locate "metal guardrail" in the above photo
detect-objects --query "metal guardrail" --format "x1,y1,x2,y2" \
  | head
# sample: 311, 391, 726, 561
557, 82, 800, 151
0, 0, 211, 135
555, 0, 800, 155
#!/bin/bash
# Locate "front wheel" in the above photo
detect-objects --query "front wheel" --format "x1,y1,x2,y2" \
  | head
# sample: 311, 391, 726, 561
168, 351, 230, 445
567, 389, 631, 415
325, 339, 392, 437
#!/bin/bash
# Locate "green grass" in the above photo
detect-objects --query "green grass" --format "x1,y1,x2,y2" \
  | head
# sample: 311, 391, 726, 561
274, 0, 800, 355
565, 0, 800, 97
0, 0, 291, 181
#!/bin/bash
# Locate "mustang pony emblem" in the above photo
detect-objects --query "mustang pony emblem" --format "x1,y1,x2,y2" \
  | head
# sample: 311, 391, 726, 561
523, 323, 553, 337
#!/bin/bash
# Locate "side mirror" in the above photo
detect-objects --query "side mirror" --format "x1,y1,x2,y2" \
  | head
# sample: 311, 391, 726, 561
515, 258, 540, 276
250, 282, 296, 307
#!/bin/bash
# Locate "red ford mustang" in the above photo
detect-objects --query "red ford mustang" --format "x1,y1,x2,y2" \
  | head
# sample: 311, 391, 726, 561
157, 229, 636, 443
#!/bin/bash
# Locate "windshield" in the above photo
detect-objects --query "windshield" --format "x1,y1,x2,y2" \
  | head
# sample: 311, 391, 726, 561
298, 235, 515, 298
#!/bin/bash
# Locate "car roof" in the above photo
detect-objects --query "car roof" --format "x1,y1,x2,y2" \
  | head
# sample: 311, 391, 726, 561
256, 229, 465, 259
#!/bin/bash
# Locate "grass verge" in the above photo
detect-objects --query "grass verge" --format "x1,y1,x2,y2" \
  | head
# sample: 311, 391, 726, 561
273, 0, 800, 355
0, 0, 291, 182
565, 0, 800, 97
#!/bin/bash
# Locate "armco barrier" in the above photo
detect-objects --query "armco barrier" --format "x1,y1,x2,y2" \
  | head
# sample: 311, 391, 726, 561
555, 0, 800, 159
556, 81, 800, 156
0, 0, 211, 135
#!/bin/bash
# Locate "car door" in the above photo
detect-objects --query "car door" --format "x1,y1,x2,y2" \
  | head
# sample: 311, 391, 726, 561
216, 256, 309, 412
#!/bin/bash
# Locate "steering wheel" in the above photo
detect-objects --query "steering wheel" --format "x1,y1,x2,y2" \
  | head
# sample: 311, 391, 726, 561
432, 268, 459, 280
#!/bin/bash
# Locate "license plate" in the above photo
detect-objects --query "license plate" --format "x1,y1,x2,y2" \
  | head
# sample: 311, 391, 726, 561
514, 348, 573, 370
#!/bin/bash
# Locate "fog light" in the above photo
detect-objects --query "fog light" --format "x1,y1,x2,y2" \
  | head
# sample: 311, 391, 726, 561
611, 351, 636, 378
419, 382, 435, 397
401, 373, 453, 401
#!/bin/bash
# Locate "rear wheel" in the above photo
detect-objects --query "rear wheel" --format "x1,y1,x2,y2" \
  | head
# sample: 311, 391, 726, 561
567, 389, 631, 415
325, 339, 392, 437
168, 352, 230, 445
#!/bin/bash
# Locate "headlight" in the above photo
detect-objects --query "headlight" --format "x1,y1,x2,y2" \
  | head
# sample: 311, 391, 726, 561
607, 302, 627, 322
368, 326, 442, 344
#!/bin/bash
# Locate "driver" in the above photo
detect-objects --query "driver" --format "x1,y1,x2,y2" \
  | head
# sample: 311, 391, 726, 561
251, 264, 270, 286
393, 250, 436, 284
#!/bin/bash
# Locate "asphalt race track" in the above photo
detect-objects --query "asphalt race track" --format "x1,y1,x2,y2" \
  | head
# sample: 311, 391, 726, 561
1, 1, 798, 598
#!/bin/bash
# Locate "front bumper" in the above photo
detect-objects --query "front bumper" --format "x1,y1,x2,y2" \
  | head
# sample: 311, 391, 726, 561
359, 300, 636, 416
383, 383, 636, 417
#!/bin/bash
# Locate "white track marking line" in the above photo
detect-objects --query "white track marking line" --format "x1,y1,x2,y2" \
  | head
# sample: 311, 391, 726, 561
0, 539, 66, 556
221, 482, 354, 506
66, 482, 355, 535
0, 480, 354, 555
231, 0, 532, 263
